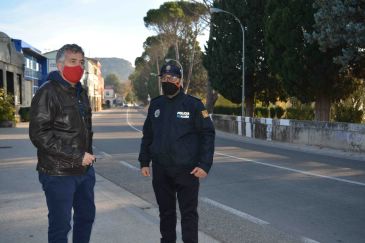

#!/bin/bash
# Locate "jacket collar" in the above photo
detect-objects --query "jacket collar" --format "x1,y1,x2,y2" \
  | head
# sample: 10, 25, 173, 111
47, 71, 82, 94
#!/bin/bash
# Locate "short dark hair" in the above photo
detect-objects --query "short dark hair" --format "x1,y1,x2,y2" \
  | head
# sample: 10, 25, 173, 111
56, 44, 84, 63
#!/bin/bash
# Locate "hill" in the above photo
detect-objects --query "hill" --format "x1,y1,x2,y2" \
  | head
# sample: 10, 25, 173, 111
96, 57, 134, 82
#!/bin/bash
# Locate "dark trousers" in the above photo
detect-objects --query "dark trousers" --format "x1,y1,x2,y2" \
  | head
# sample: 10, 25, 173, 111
152, 164, 200, 243
38, 167, 96, 243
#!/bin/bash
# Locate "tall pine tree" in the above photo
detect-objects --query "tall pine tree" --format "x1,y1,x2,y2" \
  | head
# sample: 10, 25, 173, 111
204, 0, 285, 116
264, 0, 357, 121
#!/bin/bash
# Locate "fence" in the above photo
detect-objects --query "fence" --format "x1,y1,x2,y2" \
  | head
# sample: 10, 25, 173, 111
211, 114, 365, 153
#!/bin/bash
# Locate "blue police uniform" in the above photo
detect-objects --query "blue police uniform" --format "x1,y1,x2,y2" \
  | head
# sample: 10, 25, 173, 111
139, 89, 215, 243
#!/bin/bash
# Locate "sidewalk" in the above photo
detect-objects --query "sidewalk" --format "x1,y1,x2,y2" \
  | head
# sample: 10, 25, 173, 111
0, 123, 219, 243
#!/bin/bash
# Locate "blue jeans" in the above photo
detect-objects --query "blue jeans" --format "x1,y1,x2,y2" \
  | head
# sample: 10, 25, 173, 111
39, 167, 96, 243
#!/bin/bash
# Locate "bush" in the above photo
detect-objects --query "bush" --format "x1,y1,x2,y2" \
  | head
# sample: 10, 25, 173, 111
269, 107, 276, 118
254, 107, 269, 118
0, 88, 15, 122
286, 106, 314, 120
213, 106, 241, 116
18, 107, 31, 122
333, 105, 363, 123
275, 106, 285, 118
213, 95, 241, 115
102, 104, 110, 109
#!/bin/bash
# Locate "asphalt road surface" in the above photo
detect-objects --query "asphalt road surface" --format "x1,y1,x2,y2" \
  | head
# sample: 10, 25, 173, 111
92, 108, 365, 243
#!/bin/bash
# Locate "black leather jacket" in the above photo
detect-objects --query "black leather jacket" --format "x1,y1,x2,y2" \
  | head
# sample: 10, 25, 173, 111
29, 71, 93, 176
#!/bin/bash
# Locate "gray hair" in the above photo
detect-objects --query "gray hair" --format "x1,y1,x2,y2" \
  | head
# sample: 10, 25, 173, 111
56, 44, 84, 63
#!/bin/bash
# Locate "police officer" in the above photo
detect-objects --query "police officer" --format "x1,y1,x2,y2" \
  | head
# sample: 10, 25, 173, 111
139, 63, 215, 243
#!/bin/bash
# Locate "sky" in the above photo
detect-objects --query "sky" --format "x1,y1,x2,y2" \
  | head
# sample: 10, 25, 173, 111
0, 0, 209, 65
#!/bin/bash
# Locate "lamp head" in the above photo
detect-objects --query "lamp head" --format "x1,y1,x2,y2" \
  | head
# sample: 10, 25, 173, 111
210, 7, 223, 14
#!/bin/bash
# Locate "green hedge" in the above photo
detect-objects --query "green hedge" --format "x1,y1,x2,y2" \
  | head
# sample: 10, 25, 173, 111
275, 106, 285, 118
254, 107, 269, 118
18, 107, 31, 122
333, 105, 363, 123
213, 106, 241, 116
286, 107, 314, 120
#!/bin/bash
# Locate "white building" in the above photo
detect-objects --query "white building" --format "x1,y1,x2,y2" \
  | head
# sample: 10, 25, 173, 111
42, 50, 58, 73
104, 85, 116, 107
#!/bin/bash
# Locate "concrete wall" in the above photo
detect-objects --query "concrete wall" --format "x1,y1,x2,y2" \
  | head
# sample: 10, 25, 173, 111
212, 114, 365, 153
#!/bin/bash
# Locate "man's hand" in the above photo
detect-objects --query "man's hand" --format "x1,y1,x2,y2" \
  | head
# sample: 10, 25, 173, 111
141, 167, 150, 177
82, 152, 95, 166
190, 167, 207, 178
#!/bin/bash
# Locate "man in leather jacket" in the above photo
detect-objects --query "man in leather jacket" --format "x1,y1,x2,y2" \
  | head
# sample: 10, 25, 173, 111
139, 63, 215, 243
29, 44, 96, 243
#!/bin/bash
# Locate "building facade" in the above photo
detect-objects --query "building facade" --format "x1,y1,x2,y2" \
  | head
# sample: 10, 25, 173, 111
43, 50, 58, 73
0, 32, 24, 110
82, 58, 104, 111
104, 85, 116, 107
12, 39, 47, 107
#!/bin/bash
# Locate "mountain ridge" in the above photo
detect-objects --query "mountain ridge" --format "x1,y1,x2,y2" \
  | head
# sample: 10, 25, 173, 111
95, 57, 134, 82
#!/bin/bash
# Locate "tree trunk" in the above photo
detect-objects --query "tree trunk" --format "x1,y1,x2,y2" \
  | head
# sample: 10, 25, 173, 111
174, 41, 180, 62
184, 33, 198, 94
156, 59, 161, 95
315, 95, 331, 121
206, 80, 218, 113
245, 95, 254, 117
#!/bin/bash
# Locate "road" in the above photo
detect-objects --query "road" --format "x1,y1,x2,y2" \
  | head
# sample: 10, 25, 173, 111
92, 107, 365, 243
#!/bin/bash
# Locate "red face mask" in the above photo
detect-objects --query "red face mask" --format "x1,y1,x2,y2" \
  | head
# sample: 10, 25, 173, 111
62, 65, 84, 83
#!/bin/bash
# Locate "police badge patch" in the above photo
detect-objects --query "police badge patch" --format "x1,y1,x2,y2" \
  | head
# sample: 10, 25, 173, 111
154, 109, 160, 118
177, 111, 190, 119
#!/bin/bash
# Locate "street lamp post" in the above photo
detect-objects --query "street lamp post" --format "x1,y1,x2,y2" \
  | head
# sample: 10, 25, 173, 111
210, 7, 245, 118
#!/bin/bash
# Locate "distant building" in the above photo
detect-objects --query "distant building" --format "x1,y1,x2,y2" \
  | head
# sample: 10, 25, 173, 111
12, 38, 47, 106
0, 32, 24, 108
82, 58, 104, 111
104, 85, 116, 107
43, 50, 58, 73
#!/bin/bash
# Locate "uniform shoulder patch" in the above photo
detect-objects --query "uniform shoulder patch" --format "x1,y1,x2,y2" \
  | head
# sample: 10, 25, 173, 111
201, 110, 209, 118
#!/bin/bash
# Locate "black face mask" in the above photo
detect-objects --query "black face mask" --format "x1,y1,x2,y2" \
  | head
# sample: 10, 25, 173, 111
162, 82, 179, 96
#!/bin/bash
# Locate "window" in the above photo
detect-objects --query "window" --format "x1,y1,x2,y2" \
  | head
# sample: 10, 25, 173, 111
33, 85, 39, 96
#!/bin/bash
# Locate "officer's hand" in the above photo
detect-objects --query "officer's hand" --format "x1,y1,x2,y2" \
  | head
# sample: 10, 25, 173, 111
82, 152, 95, 166
141, 167, 150, 177
190, 167, 207, 178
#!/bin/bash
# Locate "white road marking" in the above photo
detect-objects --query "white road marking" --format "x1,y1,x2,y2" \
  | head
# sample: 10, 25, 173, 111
123, 108, 329, 242
215, 152, 365, 187
127, 108, 143, 133
200, 197, 269, 225
100, 151, 112, 158
115, 156, 322, 243
301, 237, 321, 243
119, 160, 140, 171
126, 108, 365, 187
